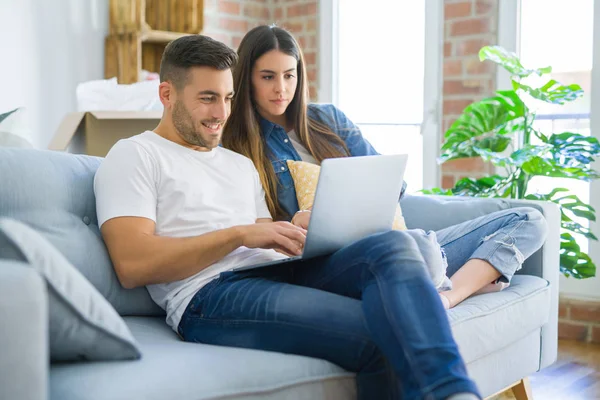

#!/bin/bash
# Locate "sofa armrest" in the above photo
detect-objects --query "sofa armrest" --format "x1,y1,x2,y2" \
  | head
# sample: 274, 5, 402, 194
490, 199, 560, 370
401, 194, 560, 369
0, 260, 48, 400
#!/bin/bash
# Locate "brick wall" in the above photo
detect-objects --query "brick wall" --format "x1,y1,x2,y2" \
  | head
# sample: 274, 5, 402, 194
201, 0, 319, 101
272, 0, 318, 100
442, 0, 499, 188
202, 0, 271, 50
559, 297, 600, 344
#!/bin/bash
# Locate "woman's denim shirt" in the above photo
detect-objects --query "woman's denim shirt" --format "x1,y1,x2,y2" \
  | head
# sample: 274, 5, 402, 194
260, 103, 407, 219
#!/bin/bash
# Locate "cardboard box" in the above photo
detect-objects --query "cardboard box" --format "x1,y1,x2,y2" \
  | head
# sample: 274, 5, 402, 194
49, 111, 161, 157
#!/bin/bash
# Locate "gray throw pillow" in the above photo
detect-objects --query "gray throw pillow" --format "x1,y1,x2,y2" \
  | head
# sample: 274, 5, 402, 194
0, 218, 141, 362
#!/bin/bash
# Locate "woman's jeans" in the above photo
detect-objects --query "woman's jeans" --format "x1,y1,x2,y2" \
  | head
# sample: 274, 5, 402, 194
178, 207, 546, 400
436, 207, 547, 283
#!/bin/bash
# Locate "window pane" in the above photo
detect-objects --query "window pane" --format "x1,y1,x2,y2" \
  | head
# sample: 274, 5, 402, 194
519, 0, 593, 255
337, 1, 425, 125
357, 124, 422, 193
337, 1, 425, 190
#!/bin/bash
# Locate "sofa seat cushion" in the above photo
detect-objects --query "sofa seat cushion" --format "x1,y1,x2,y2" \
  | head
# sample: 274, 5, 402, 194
51, 317, 356, 400
50, 275, 549, 399
449, 275, 550, 364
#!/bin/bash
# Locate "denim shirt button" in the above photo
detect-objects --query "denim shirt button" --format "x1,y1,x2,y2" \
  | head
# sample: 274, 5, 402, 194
284, 139, 289, 143
281, 166, 285, 171
83, 216, 91, 225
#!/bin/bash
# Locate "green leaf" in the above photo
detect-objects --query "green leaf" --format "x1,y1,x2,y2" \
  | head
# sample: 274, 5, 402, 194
497, 117, 526, 136
560, 233, 596, 278
532, 129, 549, 143
472, 147, 515, 167
562, 220, 598, 240
492, 90, 527, 116
561, 232, 581, 251
420, 188, 454, 196
555, 194, 596, 221
444, 102, 509, 140
524, 187, 570, 201
521, 156, 600, 180
479, 46, 551, 78
444, 94, 525, 138
439, 88, 529, 164
510, 145, 552, 165
548, 132, 600, 166
520, 156, 554, 175
445, 136, 515, 166
560, 252, 596, 279
0, 108, 20, 125
450, 175, 510, 197
513, 79, 584, 104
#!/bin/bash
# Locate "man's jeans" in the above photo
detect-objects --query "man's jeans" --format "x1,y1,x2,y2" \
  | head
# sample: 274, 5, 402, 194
179, 207, 546, 399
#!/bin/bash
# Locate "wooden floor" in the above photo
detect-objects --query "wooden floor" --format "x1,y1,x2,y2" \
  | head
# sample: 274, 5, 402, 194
489, 340, 600, 400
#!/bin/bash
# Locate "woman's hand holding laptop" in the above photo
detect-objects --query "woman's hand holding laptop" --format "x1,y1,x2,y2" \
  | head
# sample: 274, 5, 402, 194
291, 209, 311, 230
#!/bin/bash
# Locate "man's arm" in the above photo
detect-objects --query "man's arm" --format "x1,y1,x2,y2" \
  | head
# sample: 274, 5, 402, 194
102, 216, 305, 289
95, 141, 305, 289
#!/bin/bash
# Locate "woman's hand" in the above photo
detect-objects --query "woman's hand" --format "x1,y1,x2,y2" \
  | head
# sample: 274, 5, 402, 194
291, 210, 311, 230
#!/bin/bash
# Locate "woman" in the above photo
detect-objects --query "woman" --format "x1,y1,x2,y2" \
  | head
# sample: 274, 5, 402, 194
214, 27, 490, 400
222, 25, 548, 311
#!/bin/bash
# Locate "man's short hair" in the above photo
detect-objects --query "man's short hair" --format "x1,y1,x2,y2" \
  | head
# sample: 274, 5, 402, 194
159, 35, 238, 90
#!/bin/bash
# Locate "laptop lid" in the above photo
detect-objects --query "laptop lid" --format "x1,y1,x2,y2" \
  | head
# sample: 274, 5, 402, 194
302, 154, 408, 258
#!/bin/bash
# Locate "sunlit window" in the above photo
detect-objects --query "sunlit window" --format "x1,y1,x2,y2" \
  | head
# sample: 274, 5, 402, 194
520, 0, 593, 253
337, 1, 425, 192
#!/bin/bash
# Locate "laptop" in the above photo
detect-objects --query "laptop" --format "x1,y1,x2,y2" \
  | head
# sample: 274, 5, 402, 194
235, 154, 408, 271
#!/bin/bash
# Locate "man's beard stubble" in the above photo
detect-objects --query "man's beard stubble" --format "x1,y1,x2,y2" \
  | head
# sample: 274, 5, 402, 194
172, 100, 221, 149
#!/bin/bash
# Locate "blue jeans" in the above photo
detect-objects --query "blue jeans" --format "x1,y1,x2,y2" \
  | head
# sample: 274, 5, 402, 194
435, 207, 548, 283
179, 230, 480, 400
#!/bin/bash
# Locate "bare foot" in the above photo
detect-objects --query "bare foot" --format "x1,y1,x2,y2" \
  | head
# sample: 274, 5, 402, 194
474, 282, 510, 295
439, 292, 450, 310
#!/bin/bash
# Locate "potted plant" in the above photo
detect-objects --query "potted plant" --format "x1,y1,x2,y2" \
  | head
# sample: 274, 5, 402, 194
424, 46, 598, 279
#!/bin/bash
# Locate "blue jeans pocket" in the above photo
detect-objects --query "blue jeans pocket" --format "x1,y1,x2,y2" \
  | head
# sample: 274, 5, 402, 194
185, 275, 225, 316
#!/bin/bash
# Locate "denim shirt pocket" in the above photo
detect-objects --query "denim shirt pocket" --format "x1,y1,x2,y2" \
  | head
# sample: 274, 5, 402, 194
272, 159, 294, 190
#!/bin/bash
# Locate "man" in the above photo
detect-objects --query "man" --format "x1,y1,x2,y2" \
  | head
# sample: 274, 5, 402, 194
95, 35, 480, 400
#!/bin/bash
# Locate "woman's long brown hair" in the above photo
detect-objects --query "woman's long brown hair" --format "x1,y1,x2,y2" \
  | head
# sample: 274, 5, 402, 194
222, 25, 349, 220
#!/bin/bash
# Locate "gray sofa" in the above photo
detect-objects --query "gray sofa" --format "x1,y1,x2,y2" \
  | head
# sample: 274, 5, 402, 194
0, 148, 559, 400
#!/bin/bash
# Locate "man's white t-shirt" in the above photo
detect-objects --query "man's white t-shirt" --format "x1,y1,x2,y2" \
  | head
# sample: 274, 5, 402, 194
94, 131, 287, 331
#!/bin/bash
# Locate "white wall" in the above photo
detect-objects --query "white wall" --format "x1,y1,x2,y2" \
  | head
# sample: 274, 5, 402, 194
0, 0, 108, 148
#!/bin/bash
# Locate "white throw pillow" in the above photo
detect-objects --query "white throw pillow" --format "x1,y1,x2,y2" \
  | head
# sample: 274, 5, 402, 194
0, 108, 33, 148
0, 218, 141, 362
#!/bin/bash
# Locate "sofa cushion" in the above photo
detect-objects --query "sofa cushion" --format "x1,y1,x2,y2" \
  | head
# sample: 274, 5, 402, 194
51, 317, 356, 400
0, 218, 141, 362
49, 276, 550, 399
0, 148, 163, 317
449, 274, 550, 364
401, 194, 514, 232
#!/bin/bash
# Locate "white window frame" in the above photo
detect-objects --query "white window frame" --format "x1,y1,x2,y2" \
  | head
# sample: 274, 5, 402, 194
317, 0, 339, 106
498, 1, 600, 300
318, 0, 443, 189
585, 0, 600, 300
